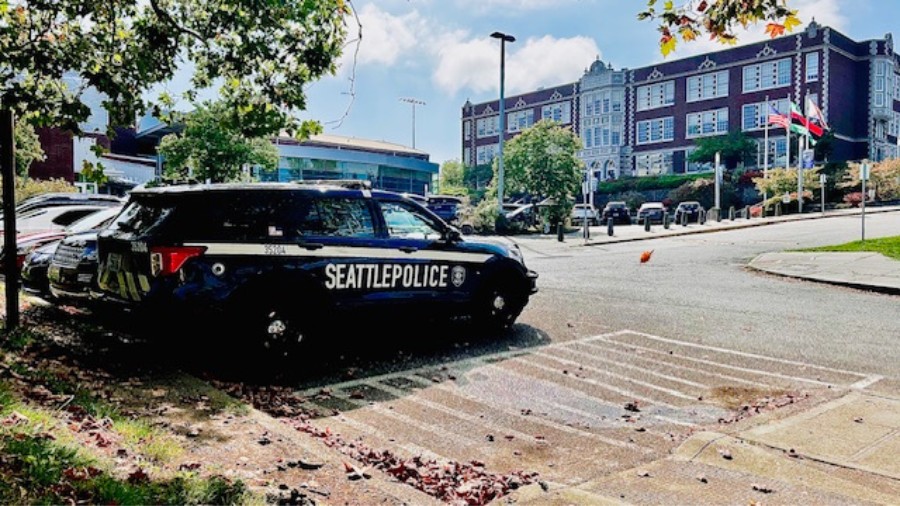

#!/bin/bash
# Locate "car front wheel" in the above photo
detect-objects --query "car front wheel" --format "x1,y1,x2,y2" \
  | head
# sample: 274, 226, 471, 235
472, 281, 525, 332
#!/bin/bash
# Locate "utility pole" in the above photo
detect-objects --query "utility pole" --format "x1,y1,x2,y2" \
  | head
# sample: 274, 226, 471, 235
1, 109, 18, 330
491, 31, 515, 207
398, 97, 425, 149
861, 159, 869, 242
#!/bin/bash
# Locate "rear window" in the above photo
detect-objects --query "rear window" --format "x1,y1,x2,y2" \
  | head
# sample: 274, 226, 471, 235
607, 202, 626, 209
109, 199, 173, 236
126, 192, 377, 241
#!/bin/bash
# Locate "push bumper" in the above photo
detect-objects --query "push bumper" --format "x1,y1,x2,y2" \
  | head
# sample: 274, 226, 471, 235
527, 270, 539, 294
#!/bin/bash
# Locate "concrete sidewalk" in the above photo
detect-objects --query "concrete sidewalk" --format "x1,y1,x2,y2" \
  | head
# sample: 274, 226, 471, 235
749, 251, 900, 294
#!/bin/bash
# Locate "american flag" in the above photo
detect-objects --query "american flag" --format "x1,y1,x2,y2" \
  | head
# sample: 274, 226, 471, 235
767, 104, 790, 129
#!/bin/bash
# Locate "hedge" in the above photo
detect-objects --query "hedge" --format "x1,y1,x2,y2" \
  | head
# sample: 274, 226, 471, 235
597, 173, 711, 194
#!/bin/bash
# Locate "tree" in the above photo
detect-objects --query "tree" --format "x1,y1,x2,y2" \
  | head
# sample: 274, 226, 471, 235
159, 101, 279, 182
0, 0, 350, 328
639, 0, 801, 56
841, 159, 900, 201
438, 159, 467, 196
497, 119, 583, 226
14, 122, 45, 177
688, 131, 756, 170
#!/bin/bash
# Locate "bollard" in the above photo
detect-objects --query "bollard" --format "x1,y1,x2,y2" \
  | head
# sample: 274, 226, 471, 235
644, 218, 651, 232
774, 203, 781, 216
729, 206, 735, 221
712, 207, 722, 222
700, 209, 706, 225
745, 206, 751, 220
663, 213, 670, 229
607, 218, 614, 237
762, 206, 767, 218
557, 223, 564, 242
681, 212, 688, 227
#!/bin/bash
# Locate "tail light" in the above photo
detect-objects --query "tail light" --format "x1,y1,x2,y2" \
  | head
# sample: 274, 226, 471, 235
150, 246, 206, 277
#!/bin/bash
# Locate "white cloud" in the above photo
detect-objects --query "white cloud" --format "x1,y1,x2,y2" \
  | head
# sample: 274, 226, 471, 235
661, 0, 846, 60
453, 0, 580, 14
433, 35, 601, 95
336, 3, 426, 71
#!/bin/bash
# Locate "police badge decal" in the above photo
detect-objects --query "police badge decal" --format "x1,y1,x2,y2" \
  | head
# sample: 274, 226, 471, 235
451, 266, 466, 287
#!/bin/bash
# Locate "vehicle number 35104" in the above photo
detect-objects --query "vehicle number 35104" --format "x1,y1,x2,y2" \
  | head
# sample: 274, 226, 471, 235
264, 244, 288, 255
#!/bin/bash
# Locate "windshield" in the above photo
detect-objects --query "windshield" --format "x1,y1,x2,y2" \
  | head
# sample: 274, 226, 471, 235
65, 206, 122, 233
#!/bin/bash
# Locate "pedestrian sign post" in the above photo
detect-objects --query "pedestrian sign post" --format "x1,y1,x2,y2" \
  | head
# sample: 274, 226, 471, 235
861, 160, 869, 242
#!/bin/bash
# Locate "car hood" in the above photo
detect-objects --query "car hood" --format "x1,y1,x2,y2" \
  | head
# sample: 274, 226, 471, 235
60, 230, 99, 247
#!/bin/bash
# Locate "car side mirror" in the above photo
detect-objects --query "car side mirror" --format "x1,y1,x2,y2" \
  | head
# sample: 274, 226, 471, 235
443, 226, 462, 242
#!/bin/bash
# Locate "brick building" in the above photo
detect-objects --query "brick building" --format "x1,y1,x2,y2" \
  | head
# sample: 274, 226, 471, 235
461, 22, 899, 179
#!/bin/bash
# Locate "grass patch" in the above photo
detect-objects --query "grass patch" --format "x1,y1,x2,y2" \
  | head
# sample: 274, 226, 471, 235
796, 235, 900, 260
113, 419, 184, 463
0, 327, 38, 352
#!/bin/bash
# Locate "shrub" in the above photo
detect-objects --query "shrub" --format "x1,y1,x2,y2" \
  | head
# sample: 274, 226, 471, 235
597, 173, 709, 194
471, 199, 500, 234
8, 177, 77, 205
843, 192, 863, 207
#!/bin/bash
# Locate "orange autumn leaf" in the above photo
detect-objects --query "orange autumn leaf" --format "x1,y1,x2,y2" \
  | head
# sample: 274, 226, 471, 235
765, 23, 785, 38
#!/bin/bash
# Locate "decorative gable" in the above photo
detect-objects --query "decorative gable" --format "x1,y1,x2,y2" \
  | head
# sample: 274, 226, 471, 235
698, 57, 716, 70
483, 104, 494, 114
549, 91, 563, 101
647, 68, 664, 80
514, 98, 527, 108
756, 44, 778, 58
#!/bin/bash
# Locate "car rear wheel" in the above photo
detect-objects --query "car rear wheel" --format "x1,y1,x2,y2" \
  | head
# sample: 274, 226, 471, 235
243, 299, 315, 358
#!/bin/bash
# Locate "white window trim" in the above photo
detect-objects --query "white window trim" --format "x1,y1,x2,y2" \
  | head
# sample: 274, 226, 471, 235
805, 52, 819, 83
636, 116, 675, 145
686, 108, 729, 139
742, 58, 792, 93
636, 81, 675, 112
686, 70, 729, 103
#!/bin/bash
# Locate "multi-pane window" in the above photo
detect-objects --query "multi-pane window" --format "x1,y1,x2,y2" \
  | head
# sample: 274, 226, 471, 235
894, 74, 900, 102
611, 126, 622, 146
636, 81, 675, 111
612, 91, 624, 112
635, 152, 674, 176
463, 120, 471, 141
686, 108, 729, 138
756, 138, 788, 167
636, 117, 675, 144
805, 52, 819, 82
687, 71, 729, 102
476, 116, 499, 138
476, 144, 498, 164
742, 58, 791, 92
741, 98, 790, 131
507, 109, 534, 133
463, 147, 471, 166
542, 102, 571, 123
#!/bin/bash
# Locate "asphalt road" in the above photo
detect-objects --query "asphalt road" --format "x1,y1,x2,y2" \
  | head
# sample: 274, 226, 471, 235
513, 210, 900, 377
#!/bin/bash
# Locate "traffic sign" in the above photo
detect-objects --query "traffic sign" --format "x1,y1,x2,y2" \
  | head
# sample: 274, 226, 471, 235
802, 149, 815, 169
782, 193, 791, 204
860, 161, 870, 181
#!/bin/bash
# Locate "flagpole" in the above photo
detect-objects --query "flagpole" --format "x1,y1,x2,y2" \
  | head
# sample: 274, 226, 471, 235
763, 95, 769, 204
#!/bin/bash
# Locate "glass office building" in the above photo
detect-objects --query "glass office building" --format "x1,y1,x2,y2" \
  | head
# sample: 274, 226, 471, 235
260, 134, 439, 195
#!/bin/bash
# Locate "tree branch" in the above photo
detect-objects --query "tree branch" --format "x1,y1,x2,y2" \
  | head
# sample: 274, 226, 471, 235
323, 0, 361, 129
148, 0, 206, 43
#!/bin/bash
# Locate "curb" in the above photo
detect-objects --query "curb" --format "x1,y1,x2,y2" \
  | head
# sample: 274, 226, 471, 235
747, 253, 900, 296
565, 207, 900, 248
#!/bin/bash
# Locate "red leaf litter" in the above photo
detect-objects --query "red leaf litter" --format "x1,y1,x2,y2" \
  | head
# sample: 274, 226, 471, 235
289, 418, 538, 506
718, 392, 809, 424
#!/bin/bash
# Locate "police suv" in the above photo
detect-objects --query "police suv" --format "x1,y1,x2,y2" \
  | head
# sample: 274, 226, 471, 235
95, 181, 538, 353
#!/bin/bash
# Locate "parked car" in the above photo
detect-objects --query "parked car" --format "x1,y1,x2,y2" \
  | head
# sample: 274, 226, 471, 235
3, 192, 123, 219
600, 201, 631, 225
570, 203, 599, 226
93, 181, 538, 355
1, 205, 120, 270
21, 207, 123, 297
637, 202, 667, 224
426, 195, 465, 223
504, 203, 537, 228
673, 201, 703, 223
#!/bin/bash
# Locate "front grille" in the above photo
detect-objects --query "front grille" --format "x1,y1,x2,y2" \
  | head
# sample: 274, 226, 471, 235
51, 244, 85, 268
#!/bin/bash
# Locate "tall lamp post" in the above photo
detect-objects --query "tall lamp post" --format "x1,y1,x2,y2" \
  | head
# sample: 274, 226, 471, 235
398, 97, 425, 149
491, 31, 515, 207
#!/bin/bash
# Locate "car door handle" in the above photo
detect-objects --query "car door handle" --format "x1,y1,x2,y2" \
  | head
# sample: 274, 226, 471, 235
399, 246, 418, 253
300, 242, 324, 250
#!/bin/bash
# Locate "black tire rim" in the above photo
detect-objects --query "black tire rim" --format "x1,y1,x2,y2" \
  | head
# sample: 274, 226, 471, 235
261, 308, 304, 354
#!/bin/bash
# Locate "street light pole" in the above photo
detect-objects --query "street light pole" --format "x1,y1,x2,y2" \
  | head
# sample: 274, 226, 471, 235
398, 97, 425, 149
491, 31, 515, 207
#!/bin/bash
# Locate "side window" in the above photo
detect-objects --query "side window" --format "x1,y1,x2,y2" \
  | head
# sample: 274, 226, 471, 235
52, 209, 98, 227
307, 198, 376, 238
380, 201, 443, 240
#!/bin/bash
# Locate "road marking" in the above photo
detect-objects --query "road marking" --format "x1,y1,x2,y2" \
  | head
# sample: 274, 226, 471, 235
605, 330, 868, 379
544, 345, 710, 389
511, 355, 680, 409
594, 335, 841, 388
426, 380, 653, 454
851, 375, 884, 390
574, 340, 764, 387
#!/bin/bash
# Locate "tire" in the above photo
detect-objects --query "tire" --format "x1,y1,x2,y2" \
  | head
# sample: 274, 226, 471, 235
471, 280, 526, 332
242, 298, 316, 358
460, 223, 475, 235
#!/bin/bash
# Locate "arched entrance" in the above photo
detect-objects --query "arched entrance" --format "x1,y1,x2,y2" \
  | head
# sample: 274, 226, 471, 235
604, 159, 617, 180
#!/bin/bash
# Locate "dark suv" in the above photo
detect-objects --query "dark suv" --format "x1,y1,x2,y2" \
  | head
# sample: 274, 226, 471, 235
94, 182, 537, 353
600, 201, 631, 225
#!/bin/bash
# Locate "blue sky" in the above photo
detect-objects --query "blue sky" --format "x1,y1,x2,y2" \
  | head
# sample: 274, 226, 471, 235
163, 0, 900, 166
